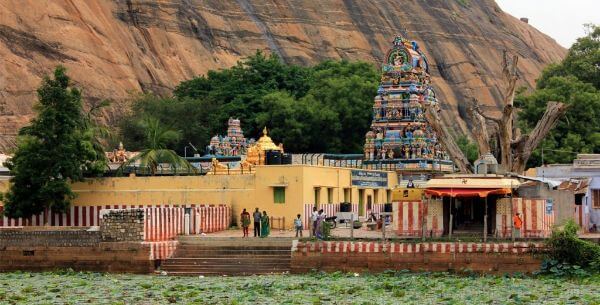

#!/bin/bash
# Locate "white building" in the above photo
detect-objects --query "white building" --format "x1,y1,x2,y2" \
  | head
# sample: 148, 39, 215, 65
533, 154, 600, 230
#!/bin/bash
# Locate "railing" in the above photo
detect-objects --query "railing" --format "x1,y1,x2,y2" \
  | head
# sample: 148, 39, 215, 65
270, 216, 285, 230
363, 158, 454, 172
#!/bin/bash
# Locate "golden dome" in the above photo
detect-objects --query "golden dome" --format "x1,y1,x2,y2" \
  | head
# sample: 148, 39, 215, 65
256, 127, 282, 151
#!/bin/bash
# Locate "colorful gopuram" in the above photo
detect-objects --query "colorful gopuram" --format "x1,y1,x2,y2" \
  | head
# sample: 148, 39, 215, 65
363, 36, 453, 176
205, 118, 252, 156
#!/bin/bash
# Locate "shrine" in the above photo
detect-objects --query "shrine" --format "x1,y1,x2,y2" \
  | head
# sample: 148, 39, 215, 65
205, 118, 252, 157
363, 37, 454, 179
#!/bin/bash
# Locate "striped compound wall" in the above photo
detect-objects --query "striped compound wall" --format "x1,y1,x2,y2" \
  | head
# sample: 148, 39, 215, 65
303, 203, 359, 230
368, 203, 386, 219
293, 241, 545, 254
291, 241, 546, 274
0, 205, 231, 262
394, 201, 423, 237
0, 204, 230, 233
496, 198, 554, 238
394, 200, 443, 237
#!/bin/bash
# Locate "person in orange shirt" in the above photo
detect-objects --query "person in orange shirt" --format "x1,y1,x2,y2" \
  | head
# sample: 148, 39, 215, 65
513, 212, 523, 238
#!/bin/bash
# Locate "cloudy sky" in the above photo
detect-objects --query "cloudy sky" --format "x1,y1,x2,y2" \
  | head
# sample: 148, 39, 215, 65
496, 0, 600, 48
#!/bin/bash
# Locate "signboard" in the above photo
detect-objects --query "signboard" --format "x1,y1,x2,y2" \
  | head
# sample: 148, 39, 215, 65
545, 198, 554, 215
351, 170, 388, 188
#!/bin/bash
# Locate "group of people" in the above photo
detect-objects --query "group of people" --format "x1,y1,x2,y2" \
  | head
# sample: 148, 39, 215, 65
240, 208, 270, 238
310, 207, 328, 239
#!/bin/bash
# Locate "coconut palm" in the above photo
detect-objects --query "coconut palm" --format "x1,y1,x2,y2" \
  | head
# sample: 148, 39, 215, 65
118, 116, 197, 175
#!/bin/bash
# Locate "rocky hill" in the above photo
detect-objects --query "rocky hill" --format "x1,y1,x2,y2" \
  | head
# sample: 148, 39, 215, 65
0, 0, 566, 151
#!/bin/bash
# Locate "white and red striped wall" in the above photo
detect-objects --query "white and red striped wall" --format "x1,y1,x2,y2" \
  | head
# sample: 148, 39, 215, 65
0, 204, 231, 237
393, 201, 423, 236
393, 200, 443, 237
302, 203, 360, 230
367, 203, 386, 219
496, 198, 554, 238
293, 241, 545, 254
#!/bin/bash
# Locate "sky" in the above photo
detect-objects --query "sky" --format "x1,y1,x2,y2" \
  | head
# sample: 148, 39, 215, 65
496, 0, 600, 48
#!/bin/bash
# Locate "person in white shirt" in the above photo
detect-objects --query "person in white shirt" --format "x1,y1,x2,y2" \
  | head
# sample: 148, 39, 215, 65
311, 207, 318, 237
294, 214, 303, 237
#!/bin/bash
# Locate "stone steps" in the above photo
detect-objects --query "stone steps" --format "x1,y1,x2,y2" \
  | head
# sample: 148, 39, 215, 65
160, 237, 293, 276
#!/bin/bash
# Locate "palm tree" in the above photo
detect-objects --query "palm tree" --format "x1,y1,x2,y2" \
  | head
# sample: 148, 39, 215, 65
118, 116, 197, 175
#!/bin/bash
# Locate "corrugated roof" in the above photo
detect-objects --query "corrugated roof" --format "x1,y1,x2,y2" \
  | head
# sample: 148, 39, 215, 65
557, 179, 589, 194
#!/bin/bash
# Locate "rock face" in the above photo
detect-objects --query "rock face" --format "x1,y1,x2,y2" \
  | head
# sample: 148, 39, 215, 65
0, 0, 566, 151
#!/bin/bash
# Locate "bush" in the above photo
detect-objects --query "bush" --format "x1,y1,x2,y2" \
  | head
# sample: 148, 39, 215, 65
543, 220, 600, 275
321, 222, 332, 240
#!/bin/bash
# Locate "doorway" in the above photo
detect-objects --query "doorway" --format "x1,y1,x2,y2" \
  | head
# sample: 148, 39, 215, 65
358, 189, 365, 216
443, 196, 496, 236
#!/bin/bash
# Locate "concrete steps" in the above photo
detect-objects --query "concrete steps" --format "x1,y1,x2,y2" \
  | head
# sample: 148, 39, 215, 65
160, 237, 293, 276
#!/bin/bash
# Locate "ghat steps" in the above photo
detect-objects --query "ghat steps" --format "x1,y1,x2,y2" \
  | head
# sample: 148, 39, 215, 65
160, 237, 293, 276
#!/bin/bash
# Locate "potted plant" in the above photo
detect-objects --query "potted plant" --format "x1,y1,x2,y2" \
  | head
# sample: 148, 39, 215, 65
353, 220, 362, 229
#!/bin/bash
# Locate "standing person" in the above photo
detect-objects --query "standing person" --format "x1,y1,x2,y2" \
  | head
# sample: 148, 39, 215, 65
260, 211, 270, 238
513, 212, 523, 238
316, 209, 324, 239
311, 207, 319, 237
294, 214, 303, 237
253, 208, 262, 237
240, 208, 251, 238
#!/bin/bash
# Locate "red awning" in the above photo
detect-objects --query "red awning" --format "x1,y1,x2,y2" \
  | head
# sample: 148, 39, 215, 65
424, 188, 512, 198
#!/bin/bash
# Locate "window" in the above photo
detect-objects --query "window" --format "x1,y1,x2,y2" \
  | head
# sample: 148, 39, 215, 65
593, 189, 600, 209
327, 188, 334, 204
344, 188, 351, 202
314, 187, 321, 206
273, 187, 285, 204
387, 190, 392, 203
373, 189, 379, 204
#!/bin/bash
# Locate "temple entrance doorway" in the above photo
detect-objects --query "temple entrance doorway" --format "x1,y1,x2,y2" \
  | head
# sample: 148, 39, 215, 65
443, 197, 496, 236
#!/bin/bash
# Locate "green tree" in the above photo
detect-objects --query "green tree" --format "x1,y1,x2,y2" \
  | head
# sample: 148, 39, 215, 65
304, 60, 379, 152
517, 25, 600, 166
2, 67, 106, 219
127, 52, 379, 154
119, 94, 219, 155
173, 50, 312, 139
118, 116, 196, 175
538, 24, 600, 90
254, 91, 341, 152
456, 136, 479, 164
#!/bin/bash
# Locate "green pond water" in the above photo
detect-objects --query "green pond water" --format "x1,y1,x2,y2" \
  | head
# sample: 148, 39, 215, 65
0, 271, 598, 305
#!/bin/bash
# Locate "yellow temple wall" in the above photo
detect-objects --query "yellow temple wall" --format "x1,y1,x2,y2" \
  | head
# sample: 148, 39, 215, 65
392, 188, 425, 201
0, 165, 398, 229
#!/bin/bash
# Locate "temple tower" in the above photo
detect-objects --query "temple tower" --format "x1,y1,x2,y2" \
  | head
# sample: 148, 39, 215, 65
363, 36, 453, 180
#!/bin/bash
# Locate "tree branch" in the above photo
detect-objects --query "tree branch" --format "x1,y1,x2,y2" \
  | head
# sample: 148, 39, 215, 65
425, 106, 473, 173
511, 101, 568, 172
498, 50, 519, 171
467, 99, 491, 155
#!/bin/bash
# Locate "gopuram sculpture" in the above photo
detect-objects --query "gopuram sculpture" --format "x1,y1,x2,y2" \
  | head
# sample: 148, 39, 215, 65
363, 36, 453, 174
106, 142, 137, 163
205, 118, 250, 156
